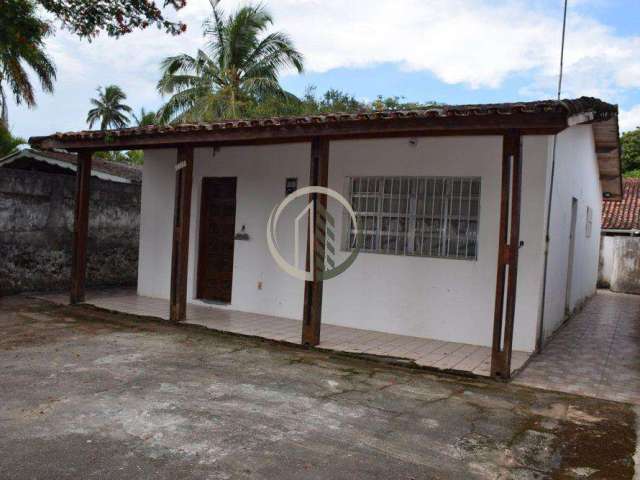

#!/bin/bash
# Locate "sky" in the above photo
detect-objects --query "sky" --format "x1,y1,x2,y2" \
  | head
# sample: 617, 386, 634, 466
7, 0, 640, 140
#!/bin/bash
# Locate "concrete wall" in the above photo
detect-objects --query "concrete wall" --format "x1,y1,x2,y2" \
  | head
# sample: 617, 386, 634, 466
0, 168, 141, 294
599, 235, 640, 294
540, 126, 602, 343
139, 136, 553, 352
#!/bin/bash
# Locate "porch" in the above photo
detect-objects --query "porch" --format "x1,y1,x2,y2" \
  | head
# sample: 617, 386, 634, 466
36, 289, 531, 378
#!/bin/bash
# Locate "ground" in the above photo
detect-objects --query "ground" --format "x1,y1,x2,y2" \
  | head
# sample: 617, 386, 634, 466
0, 296, 637, 479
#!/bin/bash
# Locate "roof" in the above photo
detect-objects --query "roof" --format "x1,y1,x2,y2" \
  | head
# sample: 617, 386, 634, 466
30, 97, 616, 149
27, 96, 622, 197
602, 178, 640, 231
0, 148, 141, 184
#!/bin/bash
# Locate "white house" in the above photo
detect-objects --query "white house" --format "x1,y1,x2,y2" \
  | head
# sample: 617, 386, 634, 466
29, 97, 622, 378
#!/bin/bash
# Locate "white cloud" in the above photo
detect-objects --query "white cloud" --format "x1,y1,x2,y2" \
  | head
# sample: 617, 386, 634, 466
44, 0, 640, 94
236, 0, 640, 97
7, 0, 640, 138
621, 105, 640, 133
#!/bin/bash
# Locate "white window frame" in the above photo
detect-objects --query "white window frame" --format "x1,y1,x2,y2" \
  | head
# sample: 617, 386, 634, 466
343, 176, 481, 260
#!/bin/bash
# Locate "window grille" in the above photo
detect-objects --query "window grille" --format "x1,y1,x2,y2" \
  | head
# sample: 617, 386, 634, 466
344, 176, 481, 260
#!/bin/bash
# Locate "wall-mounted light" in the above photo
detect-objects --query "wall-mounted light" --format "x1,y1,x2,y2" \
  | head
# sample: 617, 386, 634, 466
286, 177, 298, 195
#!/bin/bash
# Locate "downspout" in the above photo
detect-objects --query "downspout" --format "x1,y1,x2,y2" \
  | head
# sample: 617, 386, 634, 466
536, 0, 568, 353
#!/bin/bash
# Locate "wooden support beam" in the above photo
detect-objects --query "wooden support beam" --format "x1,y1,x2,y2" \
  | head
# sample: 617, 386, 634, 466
491, 131, 522, 379
31, 112, 568, 152
70, 150, 92, 304
302, 137, 330, 346
169, 146, 194, 322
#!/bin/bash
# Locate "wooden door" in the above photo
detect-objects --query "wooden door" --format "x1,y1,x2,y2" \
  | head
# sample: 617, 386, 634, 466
197, 177, 237, 302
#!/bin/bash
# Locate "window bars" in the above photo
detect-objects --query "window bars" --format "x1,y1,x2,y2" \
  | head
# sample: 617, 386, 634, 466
344, 176, 481, 260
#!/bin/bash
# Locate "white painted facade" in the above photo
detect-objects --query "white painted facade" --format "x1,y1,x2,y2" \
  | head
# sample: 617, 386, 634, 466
539, 126, 602, 344
137, 128, 602, 353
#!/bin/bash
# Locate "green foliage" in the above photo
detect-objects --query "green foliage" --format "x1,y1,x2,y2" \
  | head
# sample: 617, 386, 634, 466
87, 85, 132, 130
242, 85, 439, 119
94, 150, 143, 166
623, 169, 640, 179
157, 3, 304, 123
37, 0, 187, 38
0, 126, 26, 156
132, 108, 157, 127
621, 127, 640, 175
0, 0, 57, 126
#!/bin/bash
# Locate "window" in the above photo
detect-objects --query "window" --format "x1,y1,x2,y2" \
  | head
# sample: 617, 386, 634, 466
586, 206, 593, 238
344, 176, 481, 260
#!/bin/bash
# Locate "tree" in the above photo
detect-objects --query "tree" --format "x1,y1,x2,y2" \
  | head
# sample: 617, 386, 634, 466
86, 85, 132, 130
0, 0, 57, 127
94, 150, 143, 166
157, 3, 304, 123
133, 107, 157, 126
0, 126, 25, 156
621, 127, 640, 176
36, 0, 187, 38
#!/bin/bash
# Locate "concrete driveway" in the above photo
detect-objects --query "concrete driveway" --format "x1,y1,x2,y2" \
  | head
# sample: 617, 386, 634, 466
0, 296, 637, 479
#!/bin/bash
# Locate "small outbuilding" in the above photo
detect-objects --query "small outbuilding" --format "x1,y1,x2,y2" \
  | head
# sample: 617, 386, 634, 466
600, 178, 640, 293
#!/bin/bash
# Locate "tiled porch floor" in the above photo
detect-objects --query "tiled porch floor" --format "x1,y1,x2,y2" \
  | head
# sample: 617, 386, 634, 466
515, 290, 640, 405
35, 289, 531, 377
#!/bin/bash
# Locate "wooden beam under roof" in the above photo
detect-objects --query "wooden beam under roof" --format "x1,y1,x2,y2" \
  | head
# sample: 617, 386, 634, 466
30, 112, 569, 152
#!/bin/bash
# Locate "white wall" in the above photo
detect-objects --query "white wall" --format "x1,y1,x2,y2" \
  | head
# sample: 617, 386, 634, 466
137, 149, 176, 299
137, 135, 555, 352
540, 125, 602, 342
599, 235, 614, 287
514, 136, 554, 351
138, 144, 311, 319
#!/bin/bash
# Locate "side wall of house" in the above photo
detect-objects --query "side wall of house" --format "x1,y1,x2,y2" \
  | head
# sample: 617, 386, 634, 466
138, 135, 551, 351
541, 125, 602, 343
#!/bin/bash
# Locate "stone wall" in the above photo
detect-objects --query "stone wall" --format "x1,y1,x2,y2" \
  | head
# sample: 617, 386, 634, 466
598, 235, 640, 294
0, 168, 140, 294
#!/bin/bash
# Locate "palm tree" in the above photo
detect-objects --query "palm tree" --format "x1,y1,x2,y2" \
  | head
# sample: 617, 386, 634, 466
157, 3, 304, 123
0, 125, 25, 155
132, 107, 157, 126
0, 1, 57, 128
86, 85, 132, 130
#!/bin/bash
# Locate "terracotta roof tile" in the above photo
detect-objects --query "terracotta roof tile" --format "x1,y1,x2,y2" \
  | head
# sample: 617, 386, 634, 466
30, 97, 617, 145
602, 178, 640, 230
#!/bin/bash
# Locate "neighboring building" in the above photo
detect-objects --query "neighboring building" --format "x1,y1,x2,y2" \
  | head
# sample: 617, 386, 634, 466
29, 97, 622, 378
599, 178, 640, 293
0, 148, 141, 184
602, 178, 640, 236
0, 148, 141, 294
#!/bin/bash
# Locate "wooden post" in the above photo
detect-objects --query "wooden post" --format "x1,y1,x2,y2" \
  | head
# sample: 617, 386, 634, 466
491, 131, 522, 379
70, 150, 93, 304
302, 137, 329, 346
169, 146, 194, 322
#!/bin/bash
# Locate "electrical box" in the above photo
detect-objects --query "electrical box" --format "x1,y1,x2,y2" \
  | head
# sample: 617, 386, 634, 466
285, 177, 297, 195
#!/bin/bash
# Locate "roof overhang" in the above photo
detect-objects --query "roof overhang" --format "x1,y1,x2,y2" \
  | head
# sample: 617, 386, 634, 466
27, 96, 621, 198
30, 111, 569, 152
592, 117, 623, 199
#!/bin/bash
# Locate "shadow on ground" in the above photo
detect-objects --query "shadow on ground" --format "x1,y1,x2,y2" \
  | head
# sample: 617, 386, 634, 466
0, 296, 636, 479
